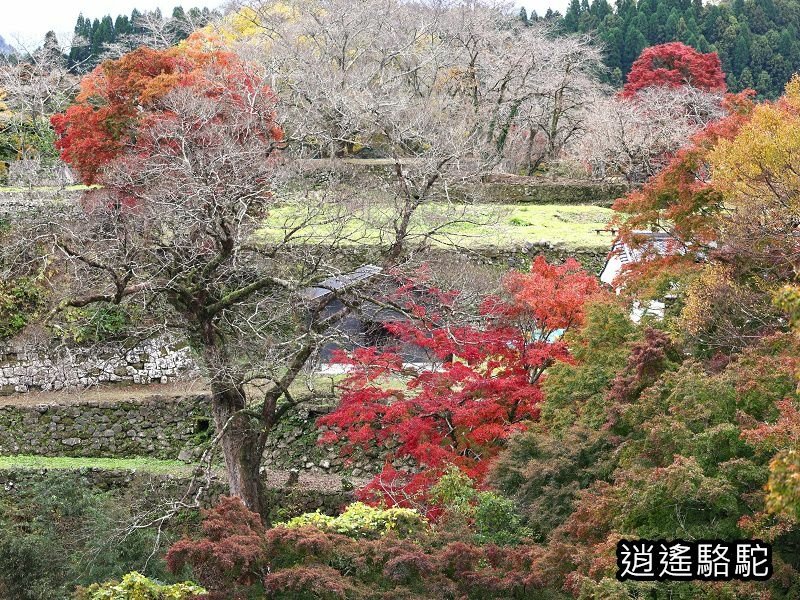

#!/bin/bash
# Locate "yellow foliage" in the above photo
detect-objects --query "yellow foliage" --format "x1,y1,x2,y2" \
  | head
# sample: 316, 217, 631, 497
711, 74, 800, 216
680, 265, 733, 336
197, 2, 300, 46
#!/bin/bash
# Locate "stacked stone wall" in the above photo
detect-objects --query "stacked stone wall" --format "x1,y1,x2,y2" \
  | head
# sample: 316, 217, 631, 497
0, 395, 396, 476
0, 337, 200, 394
0, 394, 210, 459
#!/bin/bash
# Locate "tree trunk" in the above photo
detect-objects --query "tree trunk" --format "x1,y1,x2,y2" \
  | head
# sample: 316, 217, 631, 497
211, 381, 270, 522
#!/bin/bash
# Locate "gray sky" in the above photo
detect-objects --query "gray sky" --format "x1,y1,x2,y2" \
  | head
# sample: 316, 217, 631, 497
1, 1, 570, 48
522, 0, 569, 17
0, 0, 221, 47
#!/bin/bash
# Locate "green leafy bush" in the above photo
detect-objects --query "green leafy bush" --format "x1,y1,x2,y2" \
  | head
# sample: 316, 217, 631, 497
430, 467, 532, 544
0, 475, 196, 600
0, 276, 44, 339
59, 303, 132, 343
74, 572, 205, 600
283, 501, 426, 539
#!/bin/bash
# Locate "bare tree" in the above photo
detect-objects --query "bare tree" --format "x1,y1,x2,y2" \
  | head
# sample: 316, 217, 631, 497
34, 0, 604, 519
574, 85, 726, 183
38, 66, 349, 517
38, 53, 480, 519
0, 33, 77, 166
432, 7, 602, 175
229, 0, 603, 253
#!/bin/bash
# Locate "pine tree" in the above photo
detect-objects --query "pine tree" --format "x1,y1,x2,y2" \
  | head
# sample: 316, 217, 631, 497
739, 66, 755, 89
732, 34, 750, 73
622, 24, 647, 72
41, 31, 64, 66
564, 0, 583, 32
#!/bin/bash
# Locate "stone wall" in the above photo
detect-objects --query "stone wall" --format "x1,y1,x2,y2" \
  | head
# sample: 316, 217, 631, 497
470, 181, 628, 206
0, 394, 393, 476
0, 394, 211, 460
262, 403, 412, 478
289, 159, 629, 206
0, 189, 81, 219
0, 336, 200, 394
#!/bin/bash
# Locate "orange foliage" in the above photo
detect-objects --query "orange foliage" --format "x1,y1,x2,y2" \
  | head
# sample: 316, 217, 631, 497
611, 91, 755, 288
52, 45, 243, 184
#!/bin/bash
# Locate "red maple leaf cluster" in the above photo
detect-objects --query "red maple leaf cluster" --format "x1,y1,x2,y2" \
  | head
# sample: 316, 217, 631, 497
620, 42, 727, 99
318, 257, 599, 509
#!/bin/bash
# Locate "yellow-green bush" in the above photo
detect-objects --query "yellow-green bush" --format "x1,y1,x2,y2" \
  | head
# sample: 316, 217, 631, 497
283, 502, 426, 538
74, 571, 205, 600
0, 277, 44, 340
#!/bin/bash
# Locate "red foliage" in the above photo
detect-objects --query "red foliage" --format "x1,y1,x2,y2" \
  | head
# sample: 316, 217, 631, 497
319, 257, 599, 509
740, 398, 800, 452
167, 496, 550, 599
165, 496, 266, 596
51, 45, 280, 185
620, 42, 726, 98
263, 565, 356, 599
606, 328, 677, 405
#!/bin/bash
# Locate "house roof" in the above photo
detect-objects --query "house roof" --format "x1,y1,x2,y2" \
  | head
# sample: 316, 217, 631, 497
301, 264, 383, 301
600, 231, 683, 286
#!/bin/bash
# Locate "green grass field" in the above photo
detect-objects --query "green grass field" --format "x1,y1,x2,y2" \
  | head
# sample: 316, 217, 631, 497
0, 455, 193, 474
0, 184, 95, 193
260, 201, 615, 252
0, 183, 615, 252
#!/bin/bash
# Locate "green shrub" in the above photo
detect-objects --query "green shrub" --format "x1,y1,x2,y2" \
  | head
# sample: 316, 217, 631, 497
429, 466, 477, 510
430, 466, 532, 544
0, 276, 44, 339
0, 475, 196, 600
283, 502, 426, 539
59, 303, 132, 343
74, 572, 205, 600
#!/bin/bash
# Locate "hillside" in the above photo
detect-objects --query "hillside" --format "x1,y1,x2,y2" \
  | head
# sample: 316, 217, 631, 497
551, 0, 800, 98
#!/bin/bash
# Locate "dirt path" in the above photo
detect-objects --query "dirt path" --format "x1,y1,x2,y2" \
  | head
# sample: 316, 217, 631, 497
0, 380, 211, 407
262, 467, 370, 493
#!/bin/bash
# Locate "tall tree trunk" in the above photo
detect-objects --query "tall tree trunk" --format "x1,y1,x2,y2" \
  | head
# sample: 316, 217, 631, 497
211, 380, 269, 522
199, 321, 270, 523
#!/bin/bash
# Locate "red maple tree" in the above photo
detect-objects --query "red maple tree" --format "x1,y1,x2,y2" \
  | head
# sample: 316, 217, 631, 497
318, 257, 600, 509
620, 42, 727, 99
51, 36, 258, 184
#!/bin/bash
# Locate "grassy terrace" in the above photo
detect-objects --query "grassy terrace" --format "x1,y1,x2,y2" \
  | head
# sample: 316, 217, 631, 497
0, 185, 95, 193
0, 455, 193, 475
0, 185, 617, 252
261, 202, 616, 252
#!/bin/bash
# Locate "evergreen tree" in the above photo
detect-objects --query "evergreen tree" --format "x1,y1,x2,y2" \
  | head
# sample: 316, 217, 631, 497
732, 32, 751, 72
564, 0, 583, 31
666, 9, 681, 39
40, 31, 64, 66
67, 5, 219, 72
558, 0, 800, 97
739, 66, 755, 88
622, 24, 648, 72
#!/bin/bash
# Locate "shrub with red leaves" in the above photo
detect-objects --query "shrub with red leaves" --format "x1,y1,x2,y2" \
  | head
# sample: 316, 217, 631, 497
167, 496, 551, 600
263, 565, 357, 600
606, 328, 679, 405
166, 496, 267, 598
